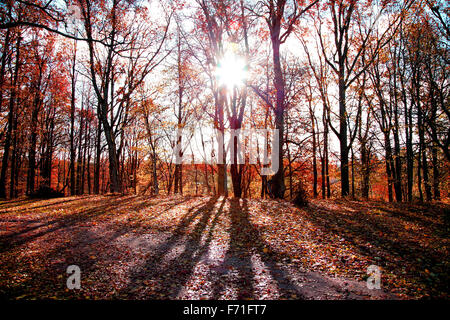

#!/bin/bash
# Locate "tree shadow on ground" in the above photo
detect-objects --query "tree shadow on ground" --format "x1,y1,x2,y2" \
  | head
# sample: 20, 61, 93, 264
1, 195, 414, 299
0, 195, 171, 299
0, 196, 92, 212
348, 200, 449, 233
118, 196, 224, 298
302, 199, 449, 297
208, 198, 303, 299
0, 198, 37, 209
0, 196, 140, 252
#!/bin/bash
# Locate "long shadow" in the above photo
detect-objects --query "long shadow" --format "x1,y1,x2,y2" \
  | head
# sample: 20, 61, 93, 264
129, 197, 193, 221
167, 197, 226, 298
0, 194, 201, 299
0, 197, 33, 205
0, 217, 147, 299
0, 198, 37, 210
306, 200, 445, 263
0, 196, 92, 213
0, 196, 137, 253
0, 199, 116, 234
119, 196, 222, 299
302, 200, 449, 297
352, 200, 449, 232
209, 198, 304, 299
0, 196, 121, 243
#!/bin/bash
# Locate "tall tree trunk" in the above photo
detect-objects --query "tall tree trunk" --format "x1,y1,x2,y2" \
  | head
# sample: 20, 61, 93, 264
0, 35, 21, 198
81, 115, 89, 194
42, 110, 55, 188
0, 28, 11, 115
405, 98, 414, 201
287, 146, 293, 200
104, 123, 121, 194
9, 108, 18, 199
69, 42, 77, 196
432, 142, 440, 200
383, 134, 394, 203
152, 146, 159, 195
27, 96, 40, 194
351, 147, 355, 199
87, 127, 92, 195
392, 95, 403, 202
216, 89, 227, 197
360, 144, 370, 199
27, 60, 46, 194
76, 102, 84, 195
338, 65, 350, 197
417, 100, 432, 201
94, 120, 101, 194
417, 147, 423, 202
270, 30, 286, 199
310, 106, 318, 198
324, 106, 331, 199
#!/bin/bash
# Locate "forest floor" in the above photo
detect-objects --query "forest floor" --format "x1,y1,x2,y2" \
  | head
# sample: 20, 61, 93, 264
0, 194, 448, 300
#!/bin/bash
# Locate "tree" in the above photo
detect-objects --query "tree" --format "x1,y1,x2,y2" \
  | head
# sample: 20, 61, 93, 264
315, 0, 411, 197
249, 0, 318, 199
77, 0, 171, 193
0, 28, 21, 198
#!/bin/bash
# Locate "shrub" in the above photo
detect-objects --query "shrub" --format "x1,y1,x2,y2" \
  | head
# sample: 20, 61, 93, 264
292, 181, 309, 207
29, 186, 65, 199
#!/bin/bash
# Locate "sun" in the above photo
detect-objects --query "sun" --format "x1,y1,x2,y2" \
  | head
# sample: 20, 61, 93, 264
215, 50, 248, 90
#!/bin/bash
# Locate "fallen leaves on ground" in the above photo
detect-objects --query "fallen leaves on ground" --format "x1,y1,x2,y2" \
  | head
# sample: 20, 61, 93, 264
0, 195, 447, 300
